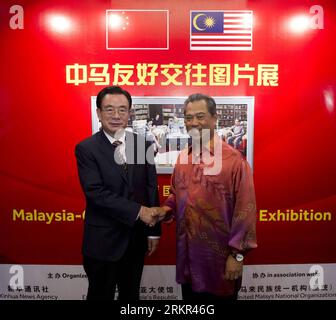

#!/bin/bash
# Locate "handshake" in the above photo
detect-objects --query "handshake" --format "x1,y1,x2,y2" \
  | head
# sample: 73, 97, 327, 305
139, 206, 172, 227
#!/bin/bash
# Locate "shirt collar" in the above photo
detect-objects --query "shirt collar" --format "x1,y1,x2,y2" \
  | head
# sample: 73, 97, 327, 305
103, 129, 126, 145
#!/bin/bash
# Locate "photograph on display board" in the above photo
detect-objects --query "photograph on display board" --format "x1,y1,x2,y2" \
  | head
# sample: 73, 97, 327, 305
91, 96, 255, 173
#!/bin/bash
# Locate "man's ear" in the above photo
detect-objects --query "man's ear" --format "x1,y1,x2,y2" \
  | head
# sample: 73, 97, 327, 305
96, 108, 102, 122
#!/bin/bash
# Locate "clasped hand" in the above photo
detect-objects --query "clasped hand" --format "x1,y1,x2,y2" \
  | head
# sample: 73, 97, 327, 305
139, 206, 170, 227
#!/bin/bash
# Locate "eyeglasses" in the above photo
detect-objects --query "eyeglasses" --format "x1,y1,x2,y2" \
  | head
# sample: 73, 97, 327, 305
185, 113, 207, 122
101, 106, 129, 116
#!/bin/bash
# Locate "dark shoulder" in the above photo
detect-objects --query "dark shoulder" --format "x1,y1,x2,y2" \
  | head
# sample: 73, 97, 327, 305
76, 131, 102, 150
126, 131, 152, 150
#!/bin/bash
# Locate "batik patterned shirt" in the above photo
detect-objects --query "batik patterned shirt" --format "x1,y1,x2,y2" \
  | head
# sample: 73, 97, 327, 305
165, 134, 257, 296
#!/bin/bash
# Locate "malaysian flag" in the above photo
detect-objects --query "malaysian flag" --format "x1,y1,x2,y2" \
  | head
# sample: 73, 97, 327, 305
190, 11, 253, 51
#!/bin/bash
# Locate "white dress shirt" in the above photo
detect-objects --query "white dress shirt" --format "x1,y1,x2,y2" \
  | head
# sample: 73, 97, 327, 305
103, 130, 126, 163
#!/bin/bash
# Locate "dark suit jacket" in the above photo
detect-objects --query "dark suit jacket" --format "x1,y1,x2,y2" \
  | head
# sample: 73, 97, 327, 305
75, 130, 161, 261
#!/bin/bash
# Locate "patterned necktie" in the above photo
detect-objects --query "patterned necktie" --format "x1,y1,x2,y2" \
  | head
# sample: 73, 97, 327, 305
112, 140, 128, 174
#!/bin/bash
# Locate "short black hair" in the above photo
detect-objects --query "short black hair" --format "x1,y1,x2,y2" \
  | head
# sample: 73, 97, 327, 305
96, 86, 132, 109
184, 93, 217, 116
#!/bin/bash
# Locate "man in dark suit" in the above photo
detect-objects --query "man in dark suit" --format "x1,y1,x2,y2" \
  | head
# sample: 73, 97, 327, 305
75, 86, 161, 300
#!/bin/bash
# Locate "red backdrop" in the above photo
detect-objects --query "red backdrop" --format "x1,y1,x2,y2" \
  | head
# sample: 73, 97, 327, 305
0, 0, 335, 266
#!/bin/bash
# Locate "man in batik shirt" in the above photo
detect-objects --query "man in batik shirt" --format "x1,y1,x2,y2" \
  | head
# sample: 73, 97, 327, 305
160, 93, 257, 300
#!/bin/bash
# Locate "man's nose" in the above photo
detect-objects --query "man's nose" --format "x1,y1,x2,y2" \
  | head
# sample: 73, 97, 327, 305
111, 110, 121, 118
190, 117, 200, 127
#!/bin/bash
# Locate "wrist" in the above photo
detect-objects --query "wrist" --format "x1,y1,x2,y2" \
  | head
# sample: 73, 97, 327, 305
138, 206, 146, 219
230, 251, 244, 262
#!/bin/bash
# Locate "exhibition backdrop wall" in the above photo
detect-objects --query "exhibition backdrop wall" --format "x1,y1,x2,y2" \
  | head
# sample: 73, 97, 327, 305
0, 0, 335, 300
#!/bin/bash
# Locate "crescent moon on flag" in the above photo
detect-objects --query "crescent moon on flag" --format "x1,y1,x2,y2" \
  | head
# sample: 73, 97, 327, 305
193, 13, 206, 31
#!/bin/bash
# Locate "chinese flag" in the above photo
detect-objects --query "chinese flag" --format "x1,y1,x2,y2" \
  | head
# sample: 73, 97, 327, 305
106, 10, 169, 49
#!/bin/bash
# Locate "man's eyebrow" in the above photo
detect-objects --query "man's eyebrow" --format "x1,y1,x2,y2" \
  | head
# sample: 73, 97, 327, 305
185, 112, 206, 116
102, 104, 128, 108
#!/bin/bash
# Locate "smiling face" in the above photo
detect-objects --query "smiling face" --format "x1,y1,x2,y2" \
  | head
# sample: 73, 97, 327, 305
96, 93, 130, 136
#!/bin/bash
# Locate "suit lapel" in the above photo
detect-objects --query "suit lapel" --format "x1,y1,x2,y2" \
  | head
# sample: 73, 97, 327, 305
97, 130, 129, 184
125, 131, 136, 187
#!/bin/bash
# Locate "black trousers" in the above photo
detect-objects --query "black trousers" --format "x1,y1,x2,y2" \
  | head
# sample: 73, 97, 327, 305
83, 238, 146, 300
181, 282, 240, 301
